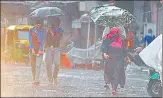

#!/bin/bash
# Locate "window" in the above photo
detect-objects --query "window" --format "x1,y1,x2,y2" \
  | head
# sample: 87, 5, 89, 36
17, 30, 29, 40
143, 1, 152, 23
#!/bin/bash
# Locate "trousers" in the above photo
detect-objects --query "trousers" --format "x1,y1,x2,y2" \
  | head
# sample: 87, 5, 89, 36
45, 47, 60, 83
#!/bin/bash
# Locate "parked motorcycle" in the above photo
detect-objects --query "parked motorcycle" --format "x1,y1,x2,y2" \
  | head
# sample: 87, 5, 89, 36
147, 67, 162, 97
139, 34, 162, 97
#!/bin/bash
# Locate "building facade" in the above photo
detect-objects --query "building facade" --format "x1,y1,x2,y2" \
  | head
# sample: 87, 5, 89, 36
134, 0, 162, 39
1, 1, 31, 26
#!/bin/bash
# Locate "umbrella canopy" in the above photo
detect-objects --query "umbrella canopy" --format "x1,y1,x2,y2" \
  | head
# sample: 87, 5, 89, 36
30, 7, 64, 18
90, 4, 135, 27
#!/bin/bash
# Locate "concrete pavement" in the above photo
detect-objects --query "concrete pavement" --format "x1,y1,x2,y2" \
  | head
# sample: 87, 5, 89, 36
1, 62, 150, 97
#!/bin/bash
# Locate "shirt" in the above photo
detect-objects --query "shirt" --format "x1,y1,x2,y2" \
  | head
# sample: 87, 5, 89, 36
144, 34, 155, 45
45, 27, 63, 47
29, 27, 46, 51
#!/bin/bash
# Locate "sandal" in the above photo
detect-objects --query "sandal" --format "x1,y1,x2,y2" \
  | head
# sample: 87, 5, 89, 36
112, 89, 118, 95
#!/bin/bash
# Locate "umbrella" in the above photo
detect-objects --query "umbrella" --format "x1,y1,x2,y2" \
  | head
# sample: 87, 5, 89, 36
90, 4, 135, 27
30, 7, 64, 18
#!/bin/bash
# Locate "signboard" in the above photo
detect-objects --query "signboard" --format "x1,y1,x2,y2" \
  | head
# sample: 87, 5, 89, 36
79, 2, 86, 11
72, 20, 81, 28
79, 1, 97, 11
16, 17, 28, 25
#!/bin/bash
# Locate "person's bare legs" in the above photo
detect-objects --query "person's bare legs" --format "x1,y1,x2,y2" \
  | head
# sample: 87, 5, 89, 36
34, 55, 43, 85
53, 48, 60, 88
31, 54, 38, 85
53, 64, 59, 88
45, 47, 54, 85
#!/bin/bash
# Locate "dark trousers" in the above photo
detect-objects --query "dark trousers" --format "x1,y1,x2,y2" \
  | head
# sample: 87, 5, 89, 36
45, 47, 60, 83
104, 58, 126, 90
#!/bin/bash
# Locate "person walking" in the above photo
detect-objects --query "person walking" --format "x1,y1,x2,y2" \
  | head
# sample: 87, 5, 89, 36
29, 19, 46, 86
101, 27, 128, 95
143, 28, 156, 47
45, 16, 63, 87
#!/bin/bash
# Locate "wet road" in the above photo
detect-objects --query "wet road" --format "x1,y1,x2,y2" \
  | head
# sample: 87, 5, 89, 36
1, 62, 150, 97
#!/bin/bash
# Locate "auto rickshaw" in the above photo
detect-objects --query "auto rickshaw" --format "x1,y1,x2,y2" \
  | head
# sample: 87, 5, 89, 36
4, 25, 33, 65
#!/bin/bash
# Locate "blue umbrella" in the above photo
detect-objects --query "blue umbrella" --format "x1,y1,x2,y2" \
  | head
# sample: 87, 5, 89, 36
30, 7, 64, 18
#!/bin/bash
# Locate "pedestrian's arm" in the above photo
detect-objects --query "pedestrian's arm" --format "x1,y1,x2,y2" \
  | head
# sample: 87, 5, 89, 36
101, 39, 106, 53
29, 29, 33, 50
59, 31, 64, 48
39, 30, 46, 51
122, 40, 127, 56
102, 38, 109, 54
102, 39, 112, 59
44, 29, 49, 48
100, 40, 105, 52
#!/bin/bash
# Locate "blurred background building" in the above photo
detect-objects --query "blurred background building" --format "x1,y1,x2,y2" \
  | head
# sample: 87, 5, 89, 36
1, 1, 162, 45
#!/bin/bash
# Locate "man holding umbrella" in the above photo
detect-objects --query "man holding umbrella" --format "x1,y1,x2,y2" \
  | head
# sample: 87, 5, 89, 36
29, 6, 64, 86
45, 16, 63, 87
29, 18, 46, 86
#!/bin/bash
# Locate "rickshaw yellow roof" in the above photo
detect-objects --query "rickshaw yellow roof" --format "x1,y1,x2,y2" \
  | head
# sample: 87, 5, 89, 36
6, 25, 16, 30
6, 25, 33, 31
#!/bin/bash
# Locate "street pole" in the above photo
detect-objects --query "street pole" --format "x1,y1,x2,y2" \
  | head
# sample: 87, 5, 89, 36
4, 17, 7, 51
85, 1, 90, 58
162, 1, 163, 34
87, 17, 90, 57
94, 23, 97, 63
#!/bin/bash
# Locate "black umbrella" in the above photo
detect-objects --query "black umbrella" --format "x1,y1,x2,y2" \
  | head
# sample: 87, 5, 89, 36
30, 7, 64, 18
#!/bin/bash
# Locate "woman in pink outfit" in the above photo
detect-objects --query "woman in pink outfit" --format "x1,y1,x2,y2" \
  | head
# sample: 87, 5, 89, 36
101, 27, 128, 95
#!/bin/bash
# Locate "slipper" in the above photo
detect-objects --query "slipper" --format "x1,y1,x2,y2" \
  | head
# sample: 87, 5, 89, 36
112, 90, 118, 95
